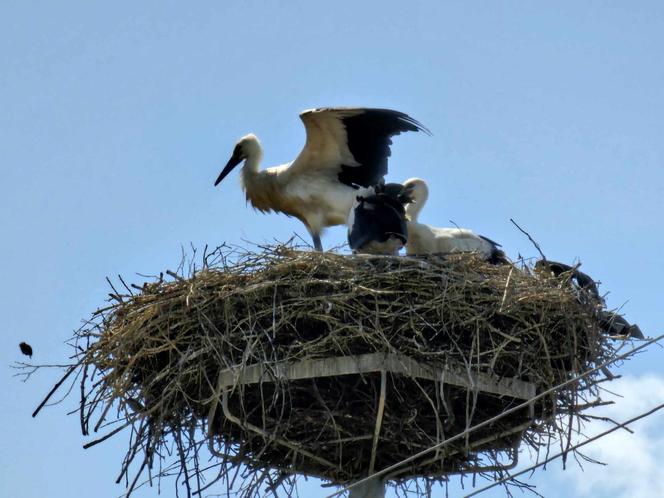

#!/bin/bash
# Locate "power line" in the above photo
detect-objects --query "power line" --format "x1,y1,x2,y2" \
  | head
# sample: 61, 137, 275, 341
463, 401, 664, 497
326, 332, 664, 498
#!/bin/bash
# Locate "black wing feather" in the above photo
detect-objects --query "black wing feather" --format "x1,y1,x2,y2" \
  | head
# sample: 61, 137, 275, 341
337, 109, 429, 188
477, 235, 508, 264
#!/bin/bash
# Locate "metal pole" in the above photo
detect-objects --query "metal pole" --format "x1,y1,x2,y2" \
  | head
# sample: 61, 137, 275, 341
347, 477, 385, 498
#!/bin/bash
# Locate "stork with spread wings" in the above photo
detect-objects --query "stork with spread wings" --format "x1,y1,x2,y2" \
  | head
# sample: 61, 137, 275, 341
214, 107, 429, 251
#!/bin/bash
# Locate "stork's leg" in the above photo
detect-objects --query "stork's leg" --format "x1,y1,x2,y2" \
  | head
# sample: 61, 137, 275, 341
312, 233, 323, 252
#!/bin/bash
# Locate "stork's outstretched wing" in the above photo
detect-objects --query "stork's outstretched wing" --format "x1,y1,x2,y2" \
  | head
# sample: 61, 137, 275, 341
290, 108, 430, 188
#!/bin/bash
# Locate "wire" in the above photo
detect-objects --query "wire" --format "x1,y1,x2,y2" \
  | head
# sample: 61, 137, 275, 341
463, 401, 664, 497
325, 332, 664, 498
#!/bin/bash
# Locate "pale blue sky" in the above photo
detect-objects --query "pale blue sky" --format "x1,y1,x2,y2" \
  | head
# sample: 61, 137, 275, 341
2, 2, 663, 497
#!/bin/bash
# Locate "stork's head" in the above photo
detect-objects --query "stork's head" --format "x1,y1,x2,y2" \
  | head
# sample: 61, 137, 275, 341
214, 134, 262, 186
402, 178, 428, 204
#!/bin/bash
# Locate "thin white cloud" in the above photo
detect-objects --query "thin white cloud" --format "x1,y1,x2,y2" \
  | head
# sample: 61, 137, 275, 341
537, 373, 664, 498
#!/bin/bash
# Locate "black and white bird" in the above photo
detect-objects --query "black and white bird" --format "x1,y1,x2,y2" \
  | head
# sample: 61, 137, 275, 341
535, 260, 645, 339
347, 182, 414, 255
214, 108, 429, 251
402, 178, 507, 263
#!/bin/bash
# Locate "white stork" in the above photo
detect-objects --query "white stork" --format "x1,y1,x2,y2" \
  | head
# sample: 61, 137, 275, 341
214, 108, 429, 251
403, 178, 508, 263
347, 182, 414, 255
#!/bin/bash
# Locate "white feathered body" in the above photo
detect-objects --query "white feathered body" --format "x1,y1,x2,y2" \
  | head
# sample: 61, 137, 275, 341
402, 177, 501, 260
406, 221, 495, 258
242, 162, 355, 236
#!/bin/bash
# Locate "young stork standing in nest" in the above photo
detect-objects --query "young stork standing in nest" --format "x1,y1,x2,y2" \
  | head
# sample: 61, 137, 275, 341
214, 108, 429, 251
403, 177, 508, 263
347, 182, 415, 255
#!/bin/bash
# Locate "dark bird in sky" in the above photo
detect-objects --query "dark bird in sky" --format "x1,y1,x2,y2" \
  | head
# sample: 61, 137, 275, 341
19, 342, 33, 358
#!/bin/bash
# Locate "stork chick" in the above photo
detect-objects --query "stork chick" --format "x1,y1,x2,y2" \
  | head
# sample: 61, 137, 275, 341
214, 108, 429, 251
347, 182, 414, 255
403, 178, 507, 263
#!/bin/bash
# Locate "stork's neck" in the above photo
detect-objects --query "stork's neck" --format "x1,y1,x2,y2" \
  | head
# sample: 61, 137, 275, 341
237, 137, 285, 213
239, 136, 264, 186
405, 189, 428, 221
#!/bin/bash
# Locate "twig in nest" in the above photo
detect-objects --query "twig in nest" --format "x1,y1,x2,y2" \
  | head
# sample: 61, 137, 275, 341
510, 218, 546, 261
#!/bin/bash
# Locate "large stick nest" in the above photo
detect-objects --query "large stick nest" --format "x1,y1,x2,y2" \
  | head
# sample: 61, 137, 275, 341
66, 244, 618, 497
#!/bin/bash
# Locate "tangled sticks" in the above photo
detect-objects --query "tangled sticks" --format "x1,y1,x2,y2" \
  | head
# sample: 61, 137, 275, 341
41, 244, 624, 497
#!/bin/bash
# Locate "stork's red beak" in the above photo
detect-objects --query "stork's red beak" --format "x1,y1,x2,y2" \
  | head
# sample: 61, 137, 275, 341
214, 153, 243, 186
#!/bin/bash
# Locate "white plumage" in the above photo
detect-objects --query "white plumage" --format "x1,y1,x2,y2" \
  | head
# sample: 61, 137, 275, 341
214, 108, 428, 251
403, 178, 506, 262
